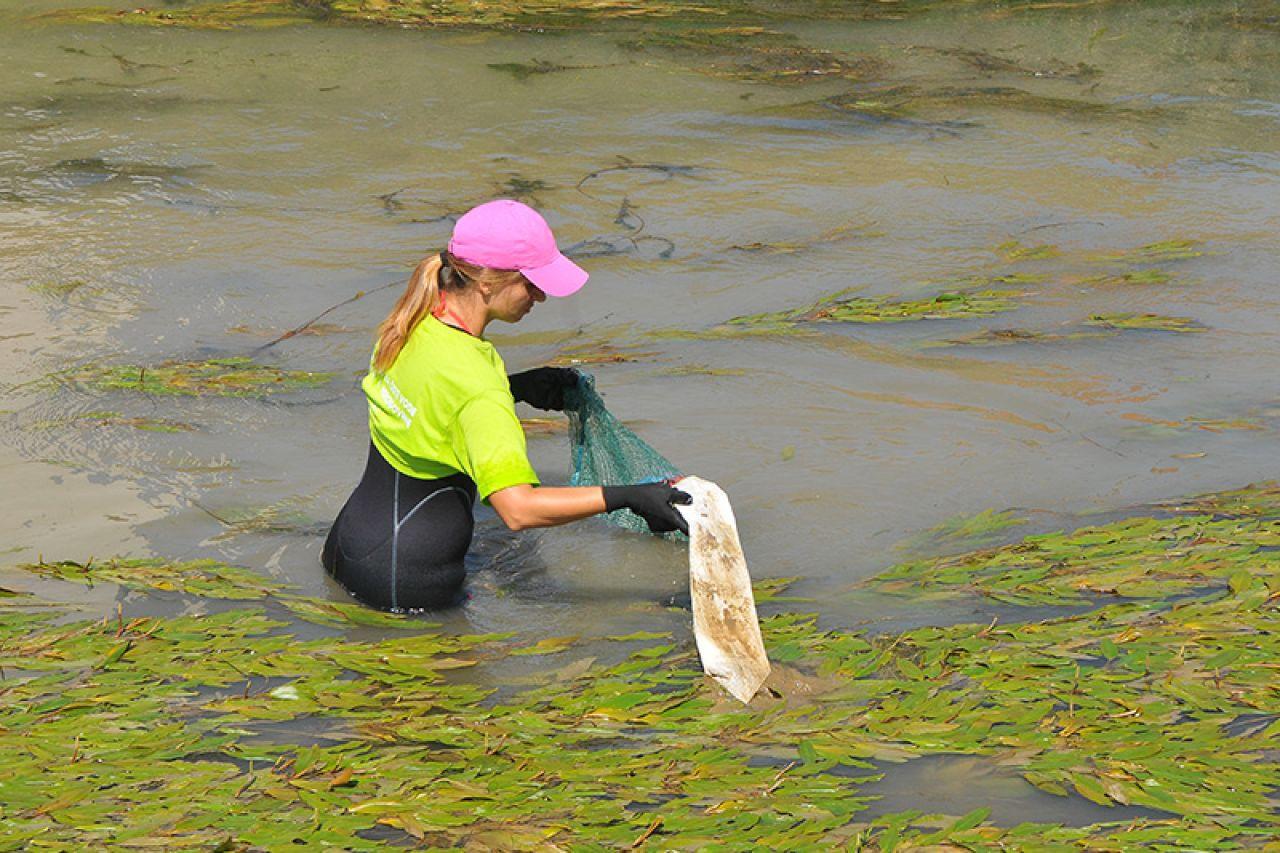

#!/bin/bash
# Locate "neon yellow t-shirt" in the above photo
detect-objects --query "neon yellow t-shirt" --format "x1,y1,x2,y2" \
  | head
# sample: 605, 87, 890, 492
363, 316, 539, 501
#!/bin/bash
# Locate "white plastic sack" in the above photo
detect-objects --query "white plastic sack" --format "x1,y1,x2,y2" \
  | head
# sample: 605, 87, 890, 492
675, 476, 771, 704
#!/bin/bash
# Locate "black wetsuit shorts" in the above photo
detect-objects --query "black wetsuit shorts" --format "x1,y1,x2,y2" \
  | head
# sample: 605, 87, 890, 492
322, 443, 477, 611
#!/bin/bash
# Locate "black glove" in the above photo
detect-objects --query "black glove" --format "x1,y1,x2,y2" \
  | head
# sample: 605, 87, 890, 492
508, 367, 578, 412
602, 482, 693, 536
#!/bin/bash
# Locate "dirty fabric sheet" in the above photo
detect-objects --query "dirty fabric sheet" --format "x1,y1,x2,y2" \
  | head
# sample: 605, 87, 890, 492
564, 374, 770, 702
675, 476, 771, 703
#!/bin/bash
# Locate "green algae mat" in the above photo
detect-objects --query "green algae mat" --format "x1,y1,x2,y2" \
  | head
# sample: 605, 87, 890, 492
4, 484, 1279, 848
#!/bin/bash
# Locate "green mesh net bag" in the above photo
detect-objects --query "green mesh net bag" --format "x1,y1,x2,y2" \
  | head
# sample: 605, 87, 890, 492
564, 371, 682, 534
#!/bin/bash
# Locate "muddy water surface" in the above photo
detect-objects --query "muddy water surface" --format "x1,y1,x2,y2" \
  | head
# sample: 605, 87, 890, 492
2, 0, 1279, 818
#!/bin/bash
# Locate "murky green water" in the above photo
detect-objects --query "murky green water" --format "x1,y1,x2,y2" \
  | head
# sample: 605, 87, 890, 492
2, 0, 1279, 835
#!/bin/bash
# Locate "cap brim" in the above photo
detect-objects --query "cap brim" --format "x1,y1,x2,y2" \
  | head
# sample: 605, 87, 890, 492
521, 252, 587, 298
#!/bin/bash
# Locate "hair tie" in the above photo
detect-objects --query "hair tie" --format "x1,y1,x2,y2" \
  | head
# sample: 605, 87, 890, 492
434, 251, 451, 290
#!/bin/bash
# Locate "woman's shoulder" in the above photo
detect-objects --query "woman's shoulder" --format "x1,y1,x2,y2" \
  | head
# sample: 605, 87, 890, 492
403, 319, 507, 386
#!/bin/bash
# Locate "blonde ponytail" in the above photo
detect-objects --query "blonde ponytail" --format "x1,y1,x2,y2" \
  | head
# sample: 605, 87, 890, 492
373, 254, 442, 373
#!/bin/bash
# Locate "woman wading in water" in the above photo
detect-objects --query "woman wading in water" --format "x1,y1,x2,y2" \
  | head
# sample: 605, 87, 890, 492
323, 200, 690, 611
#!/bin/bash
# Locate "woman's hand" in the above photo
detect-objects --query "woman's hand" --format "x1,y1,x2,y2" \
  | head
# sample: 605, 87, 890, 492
603, 483, 693, 535
508, 367, 579, 412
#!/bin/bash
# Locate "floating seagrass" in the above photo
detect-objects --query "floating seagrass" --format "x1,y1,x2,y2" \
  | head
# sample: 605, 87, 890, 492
1078, 269, 1174, 286
1090, 239, 1203, 263
66, 356, 335, 397
728, 288, 1021, 328
1085, 313, 1204, 332
5, 483, 1280, 847
995, 240, 1058, 261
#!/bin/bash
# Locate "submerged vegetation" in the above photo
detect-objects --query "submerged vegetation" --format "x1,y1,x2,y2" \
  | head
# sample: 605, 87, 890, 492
64, 357, 335, 397
791, 84, 1158, 125
1084, 313, 1205, 333
29, 410, 196, 433
43, 0, 1087, 32
1090, 239, 1204, 264
196, 495, 326, 540
1078, 269, 1175, 287
1121, 412, 1265, 435
661, 230, 1212, 344
27, 279, 89, 298
995, 240, 1059, 262
727, 288, 1023, 329
728, 220, 880, 255
548, 339, 658, 368
932, 327, 1113, 347
39, 0, 1156, 97
487, 59, 604, 80
896, 507, 1027, 554
22, 557, 418, 628
24, 557, 286, 600
617, 25, 888, 84
33, 0, 883, 93
4, 481, 1278, 847
866, 481, 1280, 606
40, 0, 1192, 41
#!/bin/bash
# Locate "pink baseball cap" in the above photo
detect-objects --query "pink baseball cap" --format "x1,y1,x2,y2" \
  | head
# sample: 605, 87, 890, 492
448, 199, 588, 298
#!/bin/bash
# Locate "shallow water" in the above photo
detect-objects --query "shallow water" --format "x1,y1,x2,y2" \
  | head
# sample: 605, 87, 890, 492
851, 754, 1171, 827
2, 0, 1279, 820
